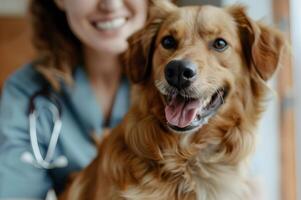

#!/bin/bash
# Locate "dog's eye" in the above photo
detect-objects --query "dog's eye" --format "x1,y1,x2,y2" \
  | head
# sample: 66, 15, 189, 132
161, 35, 177, 49
212, 38, 228, 51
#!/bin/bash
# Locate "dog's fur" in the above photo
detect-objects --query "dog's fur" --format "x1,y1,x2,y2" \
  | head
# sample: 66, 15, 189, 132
60, 1, 288, 200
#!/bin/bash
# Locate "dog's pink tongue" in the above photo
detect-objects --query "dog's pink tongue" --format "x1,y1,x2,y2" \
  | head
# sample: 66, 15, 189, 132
165, 95, 200, 128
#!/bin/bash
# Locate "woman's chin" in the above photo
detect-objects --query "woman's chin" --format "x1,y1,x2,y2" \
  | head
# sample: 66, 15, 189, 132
105, 43, 128, 55
91, 41, 129, 55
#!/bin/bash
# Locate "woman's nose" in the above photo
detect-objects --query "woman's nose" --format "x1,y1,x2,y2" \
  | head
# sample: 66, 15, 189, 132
99, 0, 124, 12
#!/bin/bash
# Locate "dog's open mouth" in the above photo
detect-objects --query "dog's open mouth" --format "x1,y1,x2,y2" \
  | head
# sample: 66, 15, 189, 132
164, 88, 227, 132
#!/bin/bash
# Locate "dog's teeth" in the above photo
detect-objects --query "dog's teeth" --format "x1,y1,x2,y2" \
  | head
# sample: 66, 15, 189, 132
193, 114, 201, 122
202, 97, 211, 108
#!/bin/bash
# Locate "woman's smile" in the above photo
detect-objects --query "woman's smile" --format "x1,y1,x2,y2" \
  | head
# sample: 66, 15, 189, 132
93, 17, 127, 31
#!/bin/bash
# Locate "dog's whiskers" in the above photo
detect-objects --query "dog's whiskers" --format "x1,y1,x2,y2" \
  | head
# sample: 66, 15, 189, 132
180, 86, 200, 100
217, 88, 225, 104
155, 80, 169, 95
155, 79, 226, 106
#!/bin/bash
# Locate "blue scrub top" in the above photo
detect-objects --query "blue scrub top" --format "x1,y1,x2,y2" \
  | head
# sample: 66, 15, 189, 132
0, 63, 130, 199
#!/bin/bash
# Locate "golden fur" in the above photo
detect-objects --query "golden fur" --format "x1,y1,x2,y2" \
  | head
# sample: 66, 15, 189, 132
60, 1, 288, 199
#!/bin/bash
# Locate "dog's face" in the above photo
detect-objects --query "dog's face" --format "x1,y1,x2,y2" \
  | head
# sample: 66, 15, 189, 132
125, 1, 287, 134
153, 6, 241, 133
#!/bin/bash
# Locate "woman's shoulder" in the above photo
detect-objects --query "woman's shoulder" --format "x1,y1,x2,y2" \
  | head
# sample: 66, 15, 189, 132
3, 63, 45, 96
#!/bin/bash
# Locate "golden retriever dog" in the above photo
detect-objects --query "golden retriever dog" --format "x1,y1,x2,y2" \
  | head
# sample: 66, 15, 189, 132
60, 1, 288, 199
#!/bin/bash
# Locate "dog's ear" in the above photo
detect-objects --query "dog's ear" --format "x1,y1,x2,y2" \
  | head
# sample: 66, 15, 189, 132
123, 0, 177, 83
229, 5, 289, 81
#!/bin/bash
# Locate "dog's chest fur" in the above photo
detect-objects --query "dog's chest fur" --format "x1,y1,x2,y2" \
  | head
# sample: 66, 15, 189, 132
122, 143, 249, 200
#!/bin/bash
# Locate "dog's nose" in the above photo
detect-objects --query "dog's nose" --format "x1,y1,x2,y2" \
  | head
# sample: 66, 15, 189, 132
164, 60, 197, 89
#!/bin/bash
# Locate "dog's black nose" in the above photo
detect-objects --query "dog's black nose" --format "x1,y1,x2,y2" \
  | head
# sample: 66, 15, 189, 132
164, 60, 197, 89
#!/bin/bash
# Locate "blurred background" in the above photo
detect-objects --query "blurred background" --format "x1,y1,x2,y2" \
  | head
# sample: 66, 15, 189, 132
0, 0, 299, 199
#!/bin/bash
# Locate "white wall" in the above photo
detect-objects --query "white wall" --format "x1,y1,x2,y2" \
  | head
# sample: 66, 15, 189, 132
0, 0, 29, 16
290, 0, 301, 199
222, 1, 280, 200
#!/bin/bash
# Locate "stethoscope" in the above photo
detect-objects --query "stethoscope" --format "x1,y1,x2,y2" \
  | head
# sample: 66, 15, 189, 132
20, 87, 68, 169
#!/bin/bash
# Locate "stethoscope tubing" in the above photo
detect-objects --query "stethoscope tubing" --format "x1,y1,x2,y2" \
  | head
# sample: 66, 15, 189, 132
22, 87, 68, 169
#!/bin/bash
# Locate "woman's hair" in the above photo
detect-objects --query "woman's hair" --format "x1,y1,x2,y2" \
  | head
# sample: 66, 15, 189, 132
29, 0, 177, 89
29, 0, 82, 89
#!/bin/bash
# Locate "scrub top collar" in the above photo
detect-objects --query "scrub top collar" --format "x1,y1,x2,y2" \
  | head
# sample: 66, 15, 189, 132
60, 66, 130, 136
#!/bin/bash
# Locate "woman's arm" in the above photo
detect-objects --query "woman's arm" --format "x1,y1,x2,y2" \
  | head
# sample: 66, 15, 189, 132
0, 66, 53, 199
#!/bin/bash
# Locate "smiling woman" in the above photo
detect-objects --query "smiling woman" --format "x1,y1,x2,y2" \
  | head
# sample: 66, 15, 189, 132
0, 0, 148, 199
53, 0, 147, 55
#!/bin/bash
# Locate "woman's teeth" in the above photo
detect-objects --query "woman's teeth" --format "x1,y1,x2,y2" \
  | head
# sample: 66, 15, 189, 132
95, 17, 126, 30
